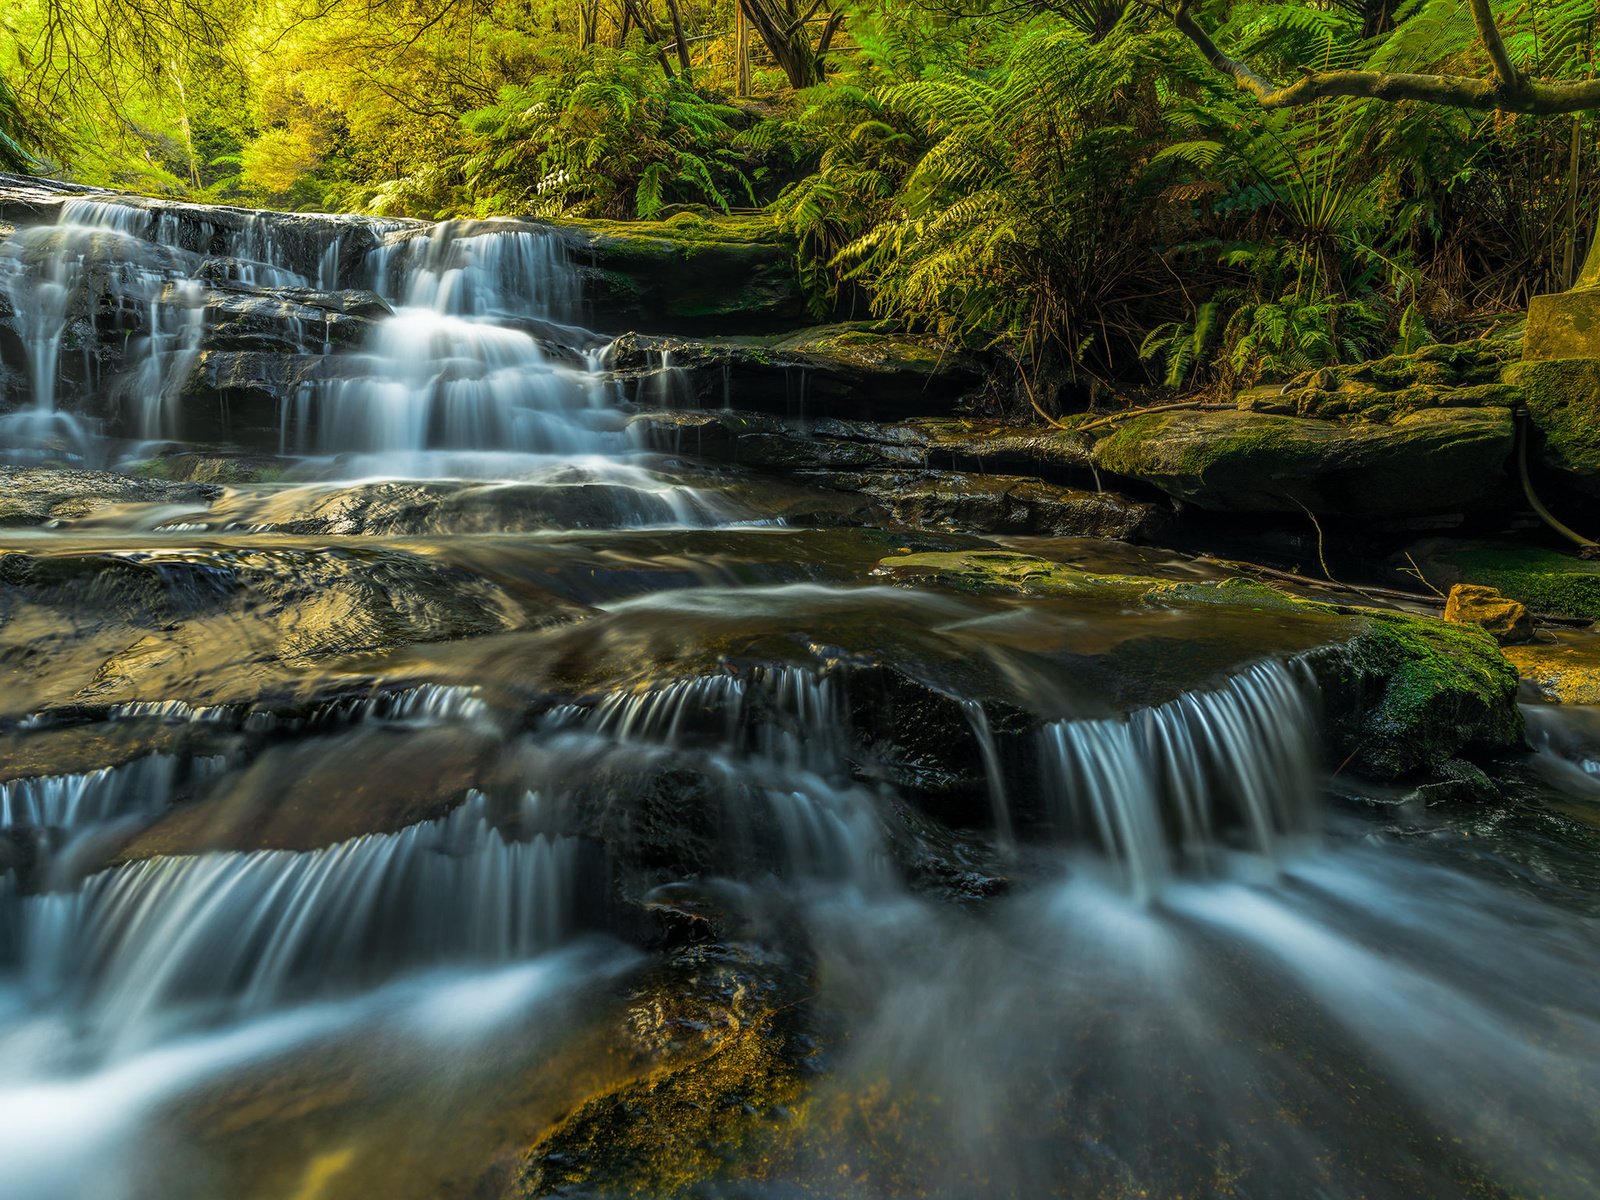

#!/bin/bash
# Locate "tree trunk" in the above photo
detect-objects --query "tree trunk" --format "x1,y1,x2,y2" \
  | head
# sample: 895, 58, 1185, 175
737, 0, 827, 90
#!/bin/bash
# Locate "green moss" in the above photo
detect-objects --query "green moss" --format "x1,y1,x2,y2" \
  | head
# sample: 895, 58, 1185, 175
1440, 545, 1600, 621
872, 549, 1154, 600
1094, 412, 1308, 479
877, 549, 1522, 781
520, 976, 816, 1199
1312, 611, 1523, 778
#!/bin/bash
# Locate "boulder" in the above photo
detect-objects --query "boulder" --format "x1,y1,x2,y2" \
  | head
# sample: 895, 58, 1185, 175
558, 212, 806, 334
1443, 584, 1533, 645
1090, 407, 1515, 516
1524, 287, 1600, 361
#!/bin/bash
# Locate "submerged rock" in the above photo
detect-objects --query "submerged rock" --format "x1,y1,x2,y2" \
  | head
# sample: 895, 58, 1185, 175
1504, 634, 1600, 704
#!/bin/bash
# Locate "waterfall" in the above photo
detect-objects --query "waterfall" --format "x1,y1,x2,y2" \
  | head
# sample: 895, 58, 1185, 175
0, 200, 204, 452
283, 224, 606, 462
0, 756, 194, 836
19, 791, 585, 1055
1036, 659, 1319, 897
540, 666, 886, 886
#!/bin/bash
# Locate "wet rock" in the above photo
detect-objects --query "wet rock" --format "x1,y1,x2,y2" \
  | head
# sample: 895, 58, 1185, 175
1090, 407, 1515, 516
110, 725, 508, 859
202, 286, 382, 353
874, 549, 1524, 780
799, 469, 1165, 541
1307, 611, 1523, 780
559, 212, 807, 334
1443, 584, 1533, 645
629, 410, 1093, 478
197, 476, 732, 536
1402, 758, 1503, 807
0, 466, 220, 526
1504, 634, 1600, 704
516, 943, 821, 1200
0, 543, 557, 720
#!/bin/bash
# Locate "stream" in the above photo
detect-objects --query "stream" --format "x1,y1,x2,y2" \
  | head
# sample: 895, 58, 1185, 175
2, 184, 1600, 1200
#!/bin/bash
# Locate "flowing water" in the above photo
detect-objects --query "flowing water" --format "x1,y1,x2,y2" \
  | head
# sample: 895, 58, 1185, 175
3, 183, 1600, 1199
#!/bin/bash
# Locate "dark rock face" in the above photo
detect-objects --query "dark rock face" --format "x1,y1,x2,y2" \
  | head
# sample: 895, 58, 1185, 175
627, 411, 1150, 540
610, 325, 985, 419
557, 213, 809, 334
1503, 358, 1600, 497
798, 469, 1166, 541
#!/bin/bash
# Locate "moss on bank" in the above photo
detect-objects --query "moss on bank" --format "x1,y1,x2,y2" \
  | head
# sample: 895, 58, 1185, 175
1438, 545, 1600, 622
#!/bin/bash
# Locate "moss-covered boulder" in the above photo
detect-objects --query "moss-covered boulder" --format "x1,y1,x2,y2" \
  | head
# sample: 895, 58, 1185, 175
560, 212, 807, 335
1501, 358, 1600, 495
1306, 612, 1523, 779
1090, 407, 1515, 516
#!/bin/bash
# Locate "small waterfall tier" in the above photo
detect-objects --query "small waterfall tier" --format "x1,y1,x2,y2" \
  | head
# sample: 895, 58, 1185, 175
1036, 659, 1320, 897
16, 792, 587, 1055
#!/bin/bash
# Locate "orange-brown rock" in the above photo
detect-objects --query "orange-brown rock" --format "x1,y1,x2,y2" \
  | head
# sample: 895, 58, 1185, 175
1443, 584, 1533, 645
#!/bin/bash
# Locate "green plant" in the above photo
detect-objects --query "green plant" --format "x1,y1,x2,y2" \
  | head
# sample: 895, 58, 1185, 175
460, 46, 768, 220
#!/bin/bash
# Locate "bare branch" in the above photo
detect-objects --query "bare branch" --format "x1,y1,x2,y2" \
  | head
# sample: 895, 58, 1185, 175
1169, 0, 1600, 115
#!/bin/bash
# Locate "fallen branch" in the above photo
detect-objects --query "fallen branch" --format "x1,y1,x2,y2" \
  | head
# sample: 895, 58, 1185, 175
1072, 400, 1233, 435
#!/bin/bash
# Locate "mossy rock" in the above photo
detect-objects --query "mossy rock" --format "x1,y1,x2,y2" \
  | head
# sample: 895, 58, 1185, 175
1501, 358, 1600, 495
1307, 611, 1523, 779
1091, 407, 1514, 516
559, 213, 807, 335
1426, 543, 1600, 622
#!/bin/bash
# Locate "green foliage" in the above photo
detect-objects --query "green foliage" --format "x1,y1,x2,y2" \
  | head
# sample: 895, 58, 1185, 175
778, 14, 1203, 384
460, 47, 768, 220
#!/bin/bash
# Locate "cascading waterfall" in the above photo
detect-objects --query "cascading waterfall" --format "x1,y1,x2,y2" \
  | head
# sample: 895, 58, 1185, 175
1036, 658, 1319, 897
540, 665, 887, 886
0, 755, 205, 836
18, 790, 584, 1057
1, 200, 210, 453
285, 224, 610, 462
